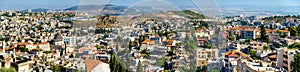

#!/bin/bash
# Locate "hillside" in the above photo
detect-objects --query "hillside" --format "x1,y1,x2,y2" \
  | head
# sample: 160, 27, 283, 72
64, 4, 127, 11
169, 10, 207, 19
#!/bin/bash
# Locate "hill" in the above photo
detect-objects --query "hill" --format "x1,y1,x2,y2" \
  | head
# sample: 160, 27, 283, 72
21, 8, 52, 12
64, 4, 127, 11
169, 10, 207, 19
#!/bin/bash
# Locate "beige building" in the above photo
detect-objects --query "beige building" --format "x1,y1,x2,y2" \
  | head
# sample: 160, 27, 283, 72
237, 59, 280, 72
277, 48, 299, 72
196, 48, 218, 67
0, 54, 12, 68
37, 42, 51, 51
225, 50, 251, 72
12, 60, 34, 72
250, 41, 268, 50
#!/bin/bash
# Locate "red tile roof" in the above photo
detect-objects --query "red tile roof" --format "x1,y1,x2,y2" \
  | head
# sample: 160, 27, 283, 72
198, 38, 206, 41
269, 54, 277, 59
142, 39, 154, 44
163, 39, 174, 43
79, 46, 96, 53
85, 59, 101, 72
225, 50, 248, 58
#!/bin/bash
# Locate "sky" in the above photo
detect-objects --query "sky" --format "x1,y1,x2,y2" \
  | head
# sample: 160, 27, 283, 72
1, 0, 300, 10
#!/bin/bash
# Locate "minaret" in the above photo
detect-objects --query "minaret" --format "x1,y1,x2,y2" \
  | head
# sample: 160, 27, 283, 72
2, 41, 5, 53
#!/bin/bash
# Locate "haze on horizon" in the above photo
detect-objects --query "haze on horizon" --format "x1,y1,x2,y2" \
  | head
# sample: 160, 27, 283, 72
1, 0, 300, 10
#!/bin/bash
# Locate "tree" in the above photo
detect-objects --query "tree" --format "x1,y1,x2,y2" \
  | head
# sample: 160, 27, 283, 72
200, 21, 209, 28
138, 35, 146, 44
269, 24, 273, 29
288, 42, 300, 49
164, 61, 170, 70
185, 39, 197, 53
128, 40, 137, 50
229, 33, 235, 41
273, 42, 281, 48
263, 45, 270, 50
289, 26, 297, 36
95, 44, 99, 50
188, 60, 197, 72
249, 50, 258, 60
176, 43, 182, 47
127, 54, 131, 65
137, 61, 143, 72
120, 58, 127, 72
297, 26, 300, 36
110, 54, 118, 72
167, 49, 174, 56
281, 32, 288, 38
292, 54, 300, 72
115, 43, 119, 52
140, 49, 150, 57
260, 25, 268, 41
196, 66, 207, 72
0, 67, 16, 72
241, 21, 247, 26
17, 46, 28, 52
34, 67, 39, 72
155, 57, 166, 66
24, 48, 28, 52
204, 43, 212, 48
51, 65, 61, 72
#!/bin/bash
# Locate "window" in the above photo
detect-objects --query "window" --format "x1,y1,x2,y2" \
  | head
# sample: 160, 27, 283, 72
21, 69, 25, 72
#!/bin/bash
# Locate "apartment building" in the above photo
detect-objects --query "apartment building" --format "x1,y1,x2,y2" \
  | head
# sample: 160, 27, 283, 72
277, 48, 300, 72
196, 48, 218, 67
237, 59, 280, 72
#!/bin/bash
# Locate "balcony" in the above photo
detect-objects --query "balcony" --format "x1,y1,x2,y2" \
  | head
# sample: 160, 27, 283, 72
283, 61, 288, 64
283, 54, 288, 58
283, 63, 288, 67
283, 57, 288, 61
283, 66, 288, 70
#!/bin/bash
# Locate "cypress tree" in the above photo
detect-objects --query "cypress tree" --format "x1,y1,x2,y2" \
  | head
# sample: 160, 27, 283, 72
260, 25, 268, 41
297, 26, 300, 36
137, 61, 143, 72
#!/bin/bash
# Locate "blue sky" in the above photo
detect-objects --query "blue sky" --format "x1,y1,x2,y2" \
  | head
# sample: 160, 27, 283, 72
0, 0, 81, 10
1, 0, 300, 10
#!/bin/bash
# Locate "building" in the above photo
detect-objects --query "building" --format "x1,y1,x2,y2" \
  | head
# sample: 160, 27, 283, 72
207, 59, 223, 71
277, 48, 300, 72
237, 59, 280, 72
196, 48, 218, 67
224, 50, 252, 72
241, 29, 260, 39
38, 42, 51, 51
0, 54, 11, 68
85, 59, 110, 72
11, 59, 34, 72
53, 33, 64, 46
63, 36, 77, 47
250, 41, 268, 50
